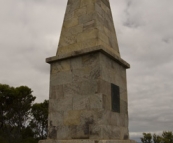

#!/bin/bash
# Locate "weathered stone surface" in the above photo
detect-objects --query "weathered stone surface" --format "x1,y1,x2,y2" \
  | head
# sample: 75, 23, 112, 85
75, 7, 87, 17
97, 110, 111, 125
89, 125, 121, 139
69, 125, 90, 139
70, 56, 82, 70
77, 29, 97, 43
42, 0, 133, 142
119, 114, 129, 127
50, 70, 73, 85
83, 20, 95, 31
64, 110, 81, 126
80, 110, 101, 127
39, 140, 136, 143
89, 94, 103, 110
63, 80, 98, 96
51, 60, 71, 74
120, 100, 128, 114
71, 53, 100, 81
73, 96, 90, 110
57, 39, 98, 56
55, 126, 70, 139
98, 79, 111, 96
121, 127, 129, 140
110, 112, 120, 126
55, 0, 121, 58
47, 51, 131, 141
82, 52, 99, 65
47, 51, 130, 140
103, 94, 111, 110
49, 97, 72, 112
50, 85, 64, 99
63, 17, 79, 29
72, 66, 100, 82
72, 93, 103, 110
49, 111, 64, 126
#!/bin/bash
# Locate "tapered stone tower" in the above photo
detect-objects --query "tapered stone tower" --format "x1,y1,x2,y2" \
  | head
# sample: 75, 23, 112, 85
40, 0, 135, 143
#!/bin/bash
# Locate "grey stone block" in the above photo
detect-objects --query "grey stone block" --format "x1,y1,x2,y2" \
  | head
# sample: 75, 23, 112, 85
90, 125, 121, 139
103, 94, 111, 110
64, 110, 81, 126
72, 66, 100, 82
121, 127, 129, 140
89, 94, 103, 110
84, 20, 95, 31
70, 56, 82, 70
73, 95, 90, 110
98, 79, 111, 96
79, 13, 96, 24
82, 53, 100, 67
49, 111, 64, 126
63, 80, 98, 96
69, 125, 90, 139
50, 85, 64, 99
56, 126, 70, 139
120, 100, 128, 114
97, 110, 111, 125
110, 112, 120, 126
49, 97, 72, 112
80, 110, 102, 126
50, 70, 73, 85
51, 60, 71, 74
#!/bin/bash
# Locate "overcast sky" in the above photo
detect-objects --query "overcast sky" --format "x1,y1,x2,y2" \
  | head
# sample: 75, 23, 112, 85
0, 0, 173, 142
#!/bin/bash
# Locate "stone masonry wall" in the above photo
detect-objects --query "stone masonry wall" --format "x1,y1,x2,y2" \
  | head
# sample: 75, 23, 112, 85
48, 52, 129, 140
57, 0, 120, 58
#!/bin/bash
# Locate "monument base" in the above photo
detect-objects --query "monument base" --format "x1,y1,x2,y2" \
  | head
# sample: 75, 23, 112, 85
39, 139, 136, 143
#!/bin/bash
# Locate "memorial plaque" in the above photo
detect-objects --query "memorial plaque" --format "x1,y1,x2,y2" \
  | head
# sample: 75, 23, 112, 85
111, 83, 120, 113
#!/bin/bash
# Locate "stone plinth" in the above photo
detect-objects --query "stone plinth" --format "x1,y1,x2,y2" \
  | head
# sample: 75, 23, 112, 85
39, 139, 136, 143
45, 51, 130, 140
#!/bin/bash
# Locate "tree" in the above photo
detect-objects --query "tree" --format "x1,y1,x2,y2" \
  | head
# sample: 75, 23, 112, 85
0, 84, 17, 143
0, 83, 49, 143
0, 84, 14, 129
9, 86, 36, 132
30, 100, 48, 140
141, 131, 173, 143
0, 84, 36, 143
162, 131, 173, 143
153, 134, 162, 143
141, 133, 152, 143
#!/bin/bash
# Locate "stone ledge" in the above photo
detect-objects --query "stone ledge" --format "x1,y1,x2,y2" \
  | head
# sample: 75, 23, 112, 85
46, 46, 130, 69
39, 139, 136, 143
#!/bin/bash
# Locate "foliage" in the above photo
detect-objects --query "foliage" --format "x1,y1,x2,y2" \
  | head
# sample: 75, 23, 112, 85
141, 133, 152, 143
0, 84, 48, 143
162, 131, 173, 143
30, 100, 48, 140
153, 134, 162, 143
141, 131, 173, 143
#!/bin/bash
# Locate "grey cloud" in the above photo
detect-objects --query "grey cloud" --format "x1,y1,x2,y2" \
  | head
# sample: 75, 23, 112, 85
1, 0, 173, 142
110, 0, 173, 141
0, 0, 67, 103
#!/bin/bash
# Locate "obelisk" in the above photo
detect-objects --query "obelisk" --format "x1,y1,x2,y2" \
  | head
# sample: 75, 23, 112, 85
40, 0, 135, 143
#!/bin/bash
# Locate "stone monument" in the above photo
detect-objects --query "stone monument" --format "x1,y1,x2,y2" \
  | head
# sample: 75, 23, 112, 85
40, 0, 135, 143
